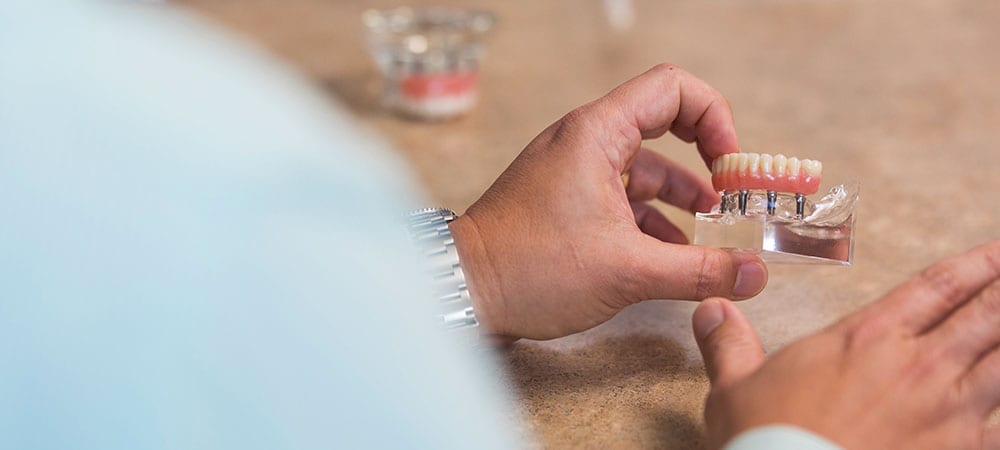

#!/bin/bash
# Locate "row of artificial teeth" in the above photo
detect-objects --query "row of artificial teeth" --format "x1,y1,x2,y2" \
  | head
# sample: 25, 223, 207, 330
712, 153, 822, 178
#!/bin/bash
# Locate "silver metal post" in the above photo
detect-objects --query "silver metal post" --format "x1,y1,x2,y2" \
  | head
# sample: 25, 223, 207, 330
721, 191, 732, 213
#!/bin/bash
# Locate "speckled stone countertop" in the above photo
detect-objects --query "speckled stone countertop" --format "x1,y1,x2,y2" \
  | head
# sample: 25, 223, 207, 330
180, 0, 1000, 447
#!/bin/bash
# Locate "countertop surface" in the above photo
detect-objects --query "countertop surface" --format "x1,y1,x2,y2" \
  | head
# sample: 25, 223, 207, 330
180, 0, 999, 447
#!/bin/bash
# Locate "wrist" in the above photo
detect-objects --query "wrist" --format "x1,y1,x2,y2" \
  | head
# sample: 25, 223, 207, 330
447, 213, 511, 340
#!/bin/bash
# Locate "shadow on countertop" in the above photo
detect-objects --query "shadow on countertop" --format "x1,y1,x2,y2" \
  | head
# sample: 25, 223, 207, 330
504, 335, 708, 449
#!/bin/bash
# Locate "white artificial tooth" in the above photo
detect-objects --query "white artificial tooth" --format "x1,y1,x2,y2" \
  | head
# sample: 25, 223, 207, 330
738, 153, 750, 174
802, 159, 823, 177
774, 154, 787, 176
719, 154, 729, 173
759, 154, 773, 175
712, 157, 721, 173
747, 153, 760, 174
788, 157, 801, 177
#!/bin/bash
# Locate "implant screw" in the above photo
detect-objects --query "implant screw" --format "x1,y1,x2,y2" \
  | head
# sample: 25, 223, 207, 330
795, 193, 806, 219
721, 190, 732, 213
767, 190, 777, 215
738, 190, 750, 215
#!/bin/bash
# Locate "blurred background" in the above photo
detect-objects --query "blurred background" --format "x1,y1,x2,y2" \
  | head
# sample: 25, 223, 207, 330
176, 0, 999, 448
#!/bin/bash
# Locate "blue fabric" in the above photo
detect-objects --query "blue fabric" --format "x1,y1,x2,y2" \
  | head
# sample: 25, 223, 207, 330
726, 425, 842, 450
0, 2, 851, 449
0, 1, 520, 449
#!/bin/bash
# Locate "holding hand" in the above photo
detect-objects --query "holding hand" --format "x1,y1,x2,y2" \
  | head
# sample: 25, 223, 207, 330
694, 240, 1000, 449
448, 64, 768, 341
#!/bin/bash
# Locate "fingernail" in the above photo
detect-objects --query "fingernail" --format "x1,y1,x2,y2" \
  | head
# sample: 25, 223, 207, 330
733, 260, 767, 298
694, 299, 725, 340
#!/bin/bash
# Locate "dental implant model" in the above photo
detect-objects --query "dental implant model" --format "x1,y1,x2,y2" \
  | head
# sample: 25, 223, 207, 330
711, 153, 822, 218
694, 152, 859, 265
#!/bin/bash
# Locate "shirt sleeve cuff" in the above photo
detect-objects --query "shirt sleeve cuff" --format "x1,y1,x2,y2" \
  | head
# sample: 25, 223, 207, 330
724, 425, 843, 450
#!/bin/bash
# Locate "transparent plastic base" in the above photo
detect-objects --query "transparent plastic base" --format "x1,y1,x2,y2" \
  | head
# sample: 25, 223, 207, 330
694, 182, 860, 265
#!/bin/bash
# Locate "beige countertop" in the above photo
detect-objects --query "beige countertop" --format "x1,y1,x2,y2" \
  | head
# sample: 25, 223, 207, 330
180, 0, 1000, 447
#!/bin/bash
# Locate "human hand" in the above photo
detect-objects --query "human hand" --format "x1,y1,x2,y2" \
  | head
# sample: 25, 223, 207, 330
448, 64, 768, 341
693, 240, 1000, 450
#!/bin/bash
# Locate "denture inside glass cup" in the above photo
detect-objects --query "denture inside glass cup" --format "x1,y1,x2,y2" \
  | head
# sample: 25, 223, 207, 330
362, 7, 495, 120
695, 153, 859, 265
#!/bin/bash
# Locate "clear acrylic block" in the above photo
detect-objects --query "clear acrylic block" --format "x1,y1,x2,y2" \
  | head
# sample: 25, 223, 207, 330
694, 182, 860, 265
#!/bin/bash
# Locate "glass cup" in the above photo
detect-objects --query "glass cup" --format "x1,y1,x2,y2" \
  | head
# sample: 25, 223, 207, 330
362, 7, 496, 120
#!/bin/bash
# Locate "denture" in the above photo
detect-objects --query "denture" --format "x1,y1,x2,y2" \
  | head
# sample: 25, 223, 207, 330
396, 72, 478, 118
711, 153, 823, 217
712, 153, 822, 195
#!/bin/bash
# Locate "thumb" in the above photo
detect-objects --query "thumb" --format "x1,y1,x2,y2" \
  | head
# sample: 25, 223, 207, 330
987, 425, 1000, 450
693, 298, 765, 387
632, 237, 768, 301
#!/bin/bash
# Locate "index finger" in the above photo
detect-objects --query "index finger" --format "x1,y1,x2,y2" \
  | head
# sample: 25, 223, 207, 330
590, 63, 740, 171
839, 240, 1000, 336
625, 147, 720, 213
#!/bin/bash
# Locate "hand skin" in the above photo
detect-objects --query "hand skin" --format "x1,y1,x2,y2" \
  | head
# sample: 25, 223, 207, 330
693, 240, 1000, 450
447, 64, 769, 342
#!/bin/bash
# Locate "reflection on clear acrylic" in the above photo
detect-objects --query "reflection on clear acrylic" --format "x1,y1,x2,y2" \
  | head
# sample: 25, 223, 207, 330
694, 182, 860, 265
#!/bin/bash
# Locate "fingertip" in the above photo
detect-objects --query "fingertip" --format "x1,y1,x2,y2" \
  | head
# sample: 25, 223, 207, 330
692, 297, 764, 386
729, 252, 768, 299
697, 125, 739, 161
633, 242, 764, 302
693, 297, 727, 341
694, 189, 722, 214
692, 97, 740, 161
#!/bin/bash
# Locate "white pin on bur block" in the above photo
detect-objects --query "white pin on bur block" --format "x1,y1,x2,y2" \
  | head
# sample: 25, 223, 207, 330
694, 182, 860, 265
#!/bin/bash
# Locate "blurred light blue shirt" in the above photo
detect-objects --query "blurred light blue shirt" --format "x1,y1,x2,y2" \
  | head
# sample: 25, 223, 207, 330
0, 2, 841, 449
0, 1, 520, 449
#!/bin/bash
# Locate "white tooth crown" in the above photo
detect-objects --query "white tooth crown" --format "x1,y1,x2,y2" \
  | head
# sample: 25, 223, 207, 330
713, 152, 822, 178
759, 154, 773, 174
801, 159, 823, 177
788, 157, 801, 177
774, 154, 787, 176
747, 153, 760, 174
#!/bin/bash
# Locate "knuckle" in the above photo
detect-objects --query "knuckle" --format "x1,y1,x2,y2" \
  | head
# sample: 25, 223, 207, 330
650, 62, 683, 75
982, 240, 1000, 273
948, 379, 975, 413
841, 311, 896, 351
551, 106, 596, 145
560, 105, 589, 126
544, 106, 594, 152
694, 250, 730, 299
980, 282, 1000, 316
616, 250, 650, 301
904, 352, 940, 383
901, 341, 953, 387
917, 263, 966, 307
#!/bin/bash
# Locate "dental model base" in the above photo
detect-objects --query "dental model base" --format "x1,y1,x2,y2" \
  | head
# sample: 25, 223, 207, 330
695, 153, 859, 265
